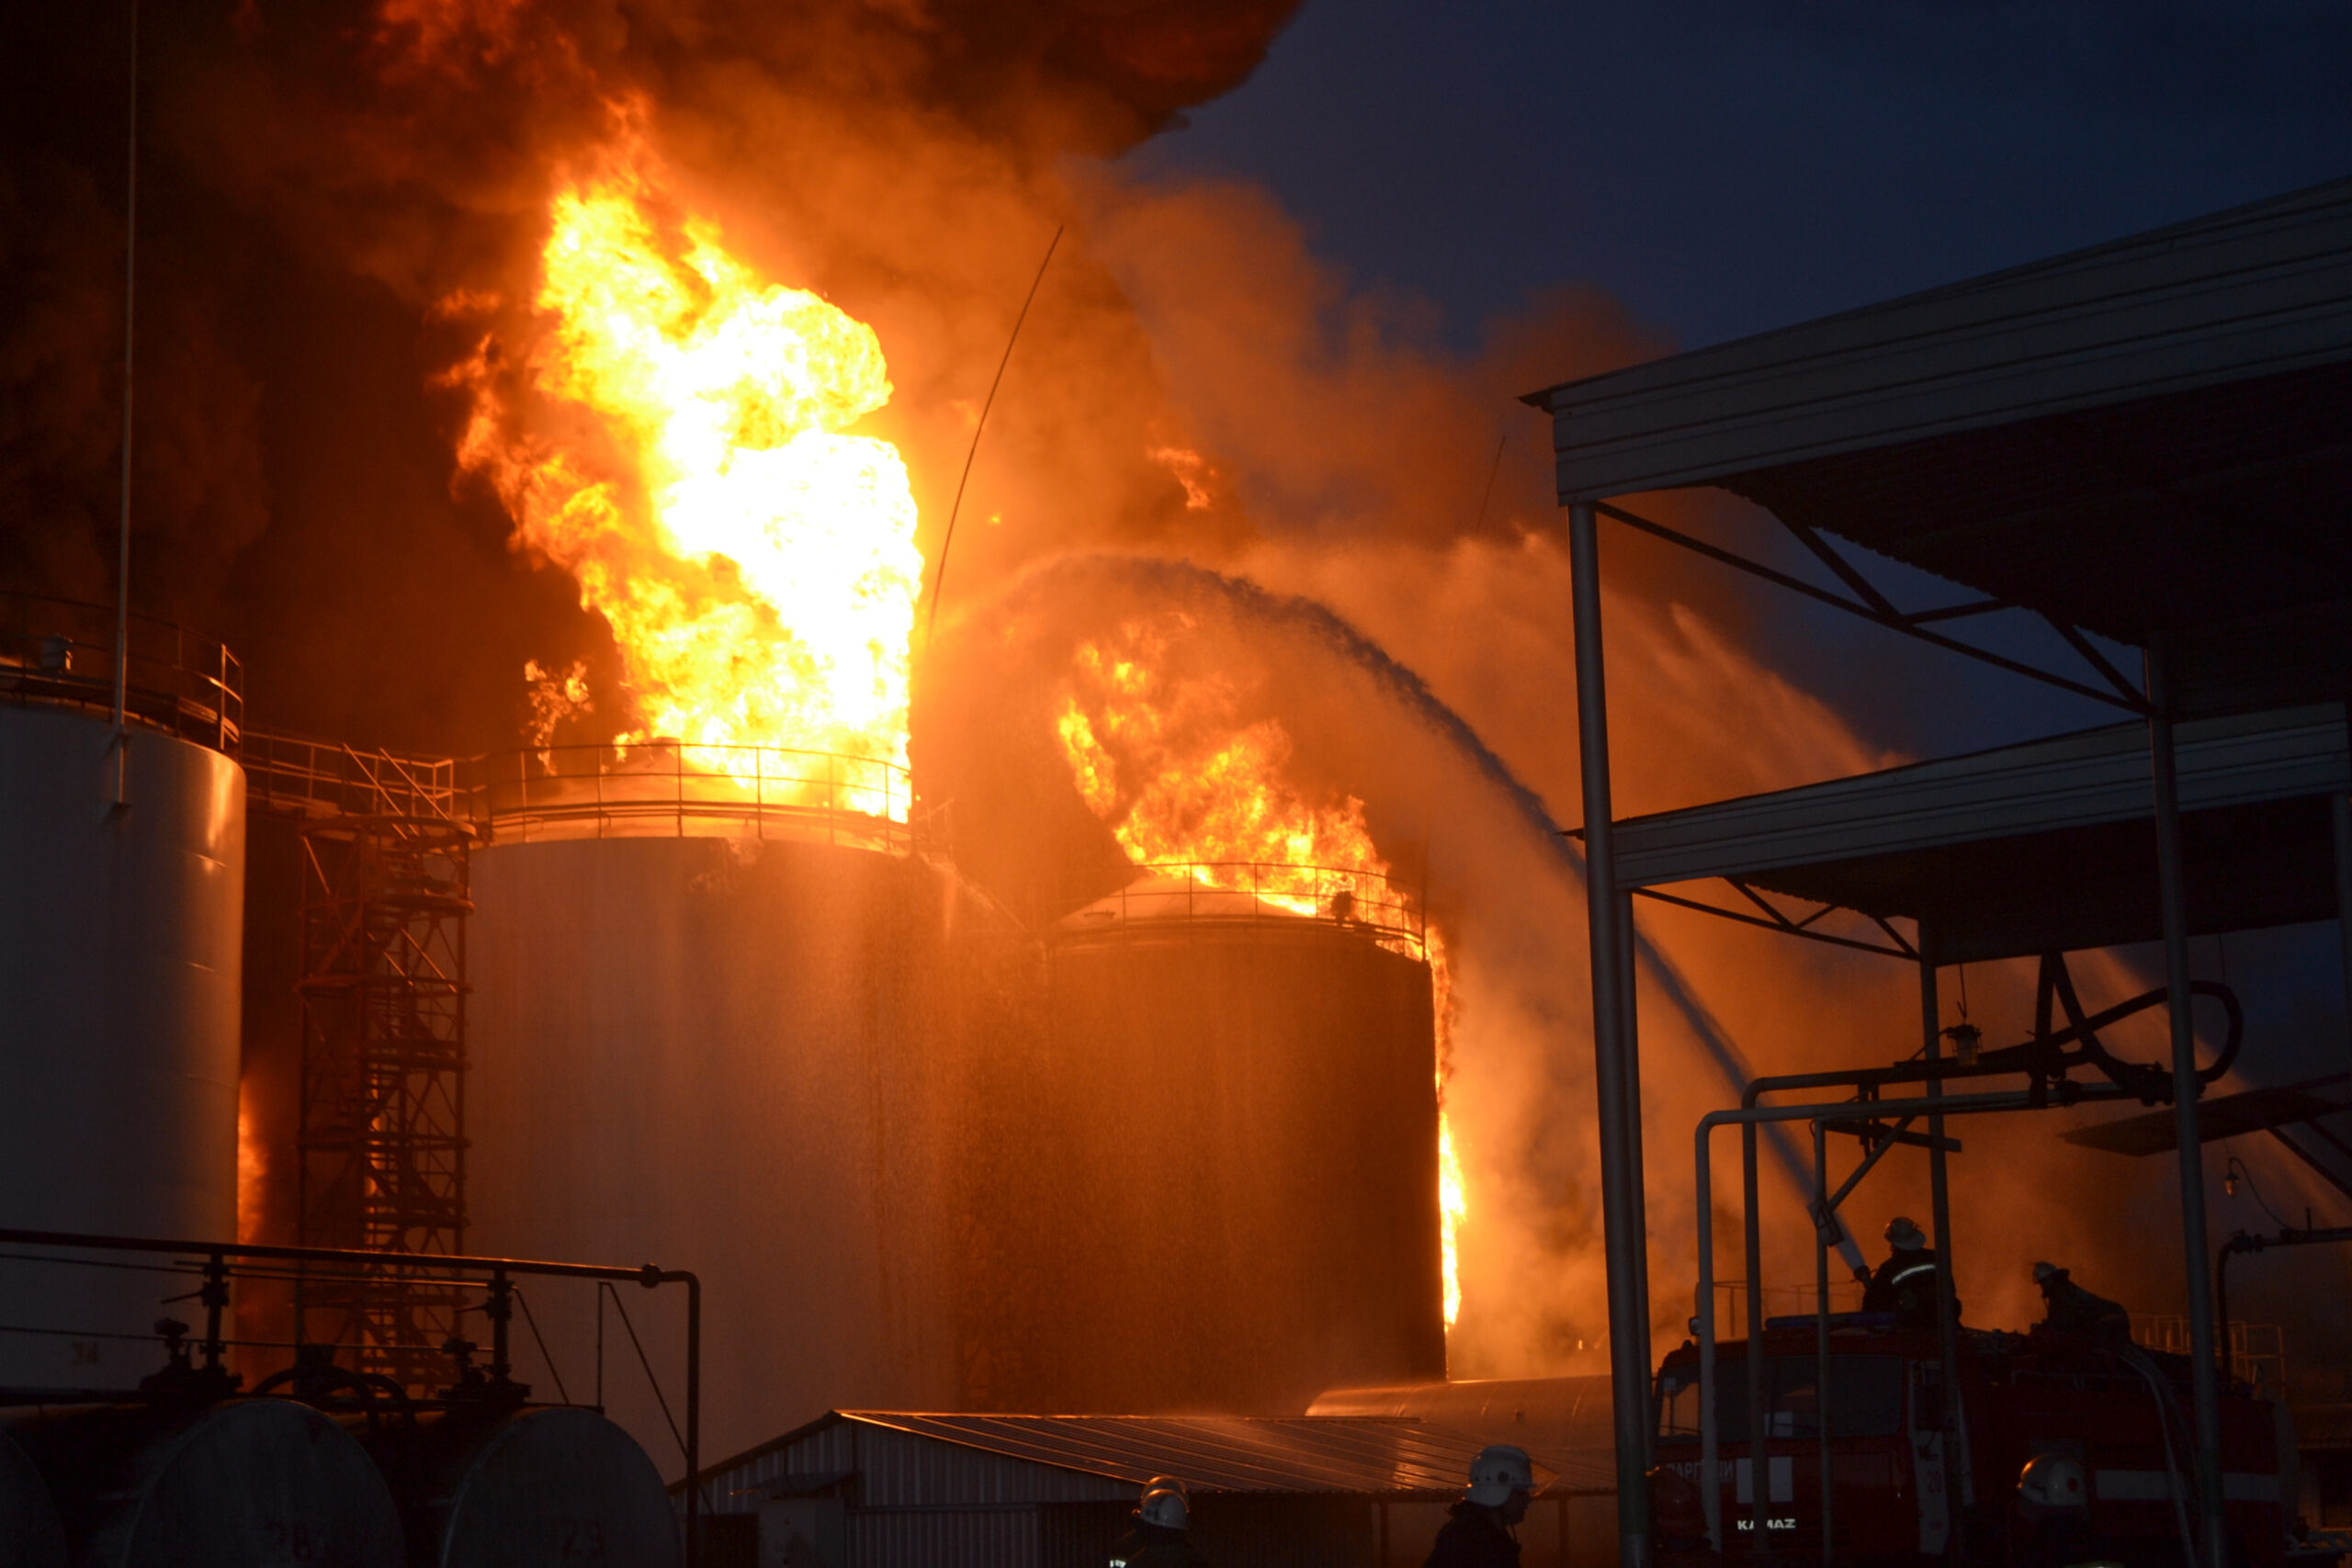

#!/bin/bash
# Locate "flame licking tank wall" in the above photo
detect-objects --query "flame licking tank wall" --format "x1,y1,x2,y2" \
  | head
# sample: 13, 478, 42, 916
465, 830, 980, 1464
960, 899, 1448, 1414
0, 706, 244, 1391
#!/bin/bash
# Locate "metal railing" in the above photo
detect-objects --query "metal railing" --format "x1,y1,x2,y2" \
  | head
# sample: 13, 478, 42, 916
243, 729, 459, 821
0, 591, 241, 753
0, 1225, 707, 1566
2133, 1313, 2286, 1396
458, 743, 914, 852
1055, 861, 1427, 959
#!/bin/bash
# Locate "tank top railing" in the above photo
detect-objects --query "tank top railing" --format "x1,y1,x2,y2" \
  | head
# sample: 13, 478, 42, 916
242, 730, 460, 822
1059, 860, 1427, 959
0, 591, 241, 754
459, 743, 916, 853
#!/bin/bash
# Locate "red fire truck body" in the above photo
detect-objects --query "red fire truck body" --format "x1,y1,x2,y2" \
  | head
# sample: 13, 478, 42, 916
1651, 1321, 2289, 1565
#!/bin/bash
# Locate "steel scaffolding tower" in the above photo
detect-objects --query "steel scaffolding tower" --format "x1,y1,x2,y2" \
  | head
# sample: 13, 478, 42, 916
294, 808, 473, 1389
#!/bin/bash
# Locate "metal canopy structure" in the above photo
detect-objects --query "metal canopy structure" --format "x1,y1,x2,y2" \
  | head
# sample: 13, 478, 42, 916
1532, 173, 2352, 721
1523, 172, 2352, 1568
1616, 704, 2351, 964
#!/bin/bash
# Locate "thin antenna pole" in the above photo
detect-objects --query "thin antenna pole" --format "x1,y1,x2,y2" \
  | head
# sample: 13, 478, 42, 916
923, 224, 1061, 643
113, 0, 141, 738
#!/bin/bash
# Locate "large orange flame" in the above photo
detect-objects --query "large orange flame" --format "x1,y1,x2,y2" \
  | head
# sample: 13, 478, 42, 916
452, 132, 921, 799
1056, 618, 1467, 1328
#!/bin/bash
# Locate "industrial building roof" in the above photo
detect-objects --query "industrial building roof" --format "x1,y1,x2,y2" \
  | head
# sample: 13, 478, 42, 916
1306, 1376, 1613, 1484
1610, 704, 2349, 964
1526, 174, 2352, 716
690, 1410, 1612, 1511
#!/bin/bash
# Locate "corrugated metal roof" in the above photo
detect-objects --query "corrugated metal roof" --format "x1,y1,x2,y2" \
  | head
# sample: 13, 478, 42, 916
1611, 704, 2348, 891
693, 1411, 1613, 1507
1598, 702, 2351, 962
1527, 174, 2352, 504
1524, 175, 2352, 704
840, 1412, 1589, 1496
1306, 1378, 1617, 1499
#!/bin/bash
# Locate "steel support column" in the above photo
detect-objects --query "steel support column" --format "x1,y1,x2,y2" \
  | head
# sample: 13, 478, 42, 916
1569, 499, 1651, 1568
2146, 646, 2227, 1568
1621, 888, 1655, 1474
1811, 1122, 1835, 1568
2333, 780, 2352, 1068
1741, 1123, 1768, 1556
1921, 960, 1969, 1558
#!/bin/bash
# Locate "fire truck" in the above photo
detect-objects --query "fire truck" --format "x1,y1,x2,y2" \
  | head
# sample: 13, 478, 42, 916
1647, 1316, 2292, 1566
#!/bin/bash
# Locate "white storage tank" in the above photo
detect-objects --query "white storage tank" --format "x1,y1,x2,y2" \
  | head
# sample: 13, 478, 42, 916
0, 599, 245, 1393
365, 1404, 679, 1568
461, 747, 985, 1467
0, 1426, 66, 1568
4, 1398, 403, 1568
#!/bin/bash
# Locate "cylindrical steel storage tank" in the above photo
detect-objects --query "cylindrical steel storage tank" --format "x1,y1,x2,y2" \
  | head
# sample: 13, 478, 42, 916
966, 873, 1447, 1414
366, 1405, 677, 1568
0, 600, 245, 1393
0, 1427, 67, 1568
464, 749, 988, 1465
4, 1398, 403, 1567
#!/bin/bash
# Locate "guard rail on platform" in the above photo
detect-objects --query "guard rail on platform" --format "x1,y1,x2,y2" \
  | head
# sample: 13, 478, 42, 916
1055, 861, 1428, 960
243, 730, 460, 821
459, 742, 917, 853
0, 591, 241, 753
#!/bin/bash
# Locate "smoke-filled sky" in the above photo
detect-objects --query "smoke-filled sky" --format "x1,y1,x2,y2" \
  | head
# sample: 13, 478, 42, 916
1130, 0, 2352, 761
6, 0, 2349, 1382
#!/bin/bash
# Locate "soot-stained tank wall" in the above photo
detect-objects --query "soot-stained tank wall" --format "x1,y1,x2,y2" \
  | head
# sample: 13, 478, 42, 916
0, 708, 243, 1392
965, 919, 1446, 1413
467, 834, 985, 1465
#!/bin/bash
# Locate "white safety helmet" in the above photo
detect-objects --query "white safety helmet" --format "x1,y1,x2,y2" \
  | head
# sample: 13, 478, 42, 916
1885, 1216, 1927, 1252
2018, 1453, 2088, 1515
1466, 1444, 1535, 1506
1137, 1476, 1189, 1530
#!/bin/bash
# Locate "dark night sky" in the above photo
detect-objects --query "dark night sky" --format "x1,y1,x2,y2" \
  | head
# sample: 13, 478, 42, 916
1128, 1, 2352, 353
1125, 2, 2352, 1085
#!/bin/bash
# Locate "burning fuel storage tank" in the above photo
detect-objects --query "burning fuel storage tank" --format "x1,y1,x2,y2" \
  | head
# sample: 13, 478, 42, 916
0, 599, 245, 1393
959, 869, 1448, 1414
462, 746, 1001, 1465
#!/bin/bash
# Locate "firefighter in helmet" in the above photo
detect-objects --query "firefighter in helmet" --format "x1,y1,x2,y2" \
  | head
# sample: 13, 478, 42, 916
2015, 1452, 2120, 1568
2032, 1261, 2132, 1342
1423, 1444, 1535, 1567
1110, 1476, 1208, 1568
1859, 1216, 1956, 1329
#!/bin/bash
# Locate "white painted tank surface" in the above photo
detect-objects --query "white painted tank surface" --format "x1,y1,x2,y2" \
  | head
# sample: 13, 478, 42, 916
4, 1398, 403, 1568
373, 1405, 678, 1568
0, 705, 244, 1392
466, 819, 994, 1465
0, 1427, 66, 1568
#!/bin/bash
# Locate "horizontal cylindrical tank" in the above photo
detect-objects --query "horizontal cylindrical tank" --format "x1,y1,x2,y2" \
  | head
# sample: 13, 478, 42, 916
366, 1405, 678, 1568
0, 1427, 66, 1568
957, 883, 1448, 1414
466, 830, 987, 1464
4, 1398, 402, 1567
0, 705, 244, 1392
